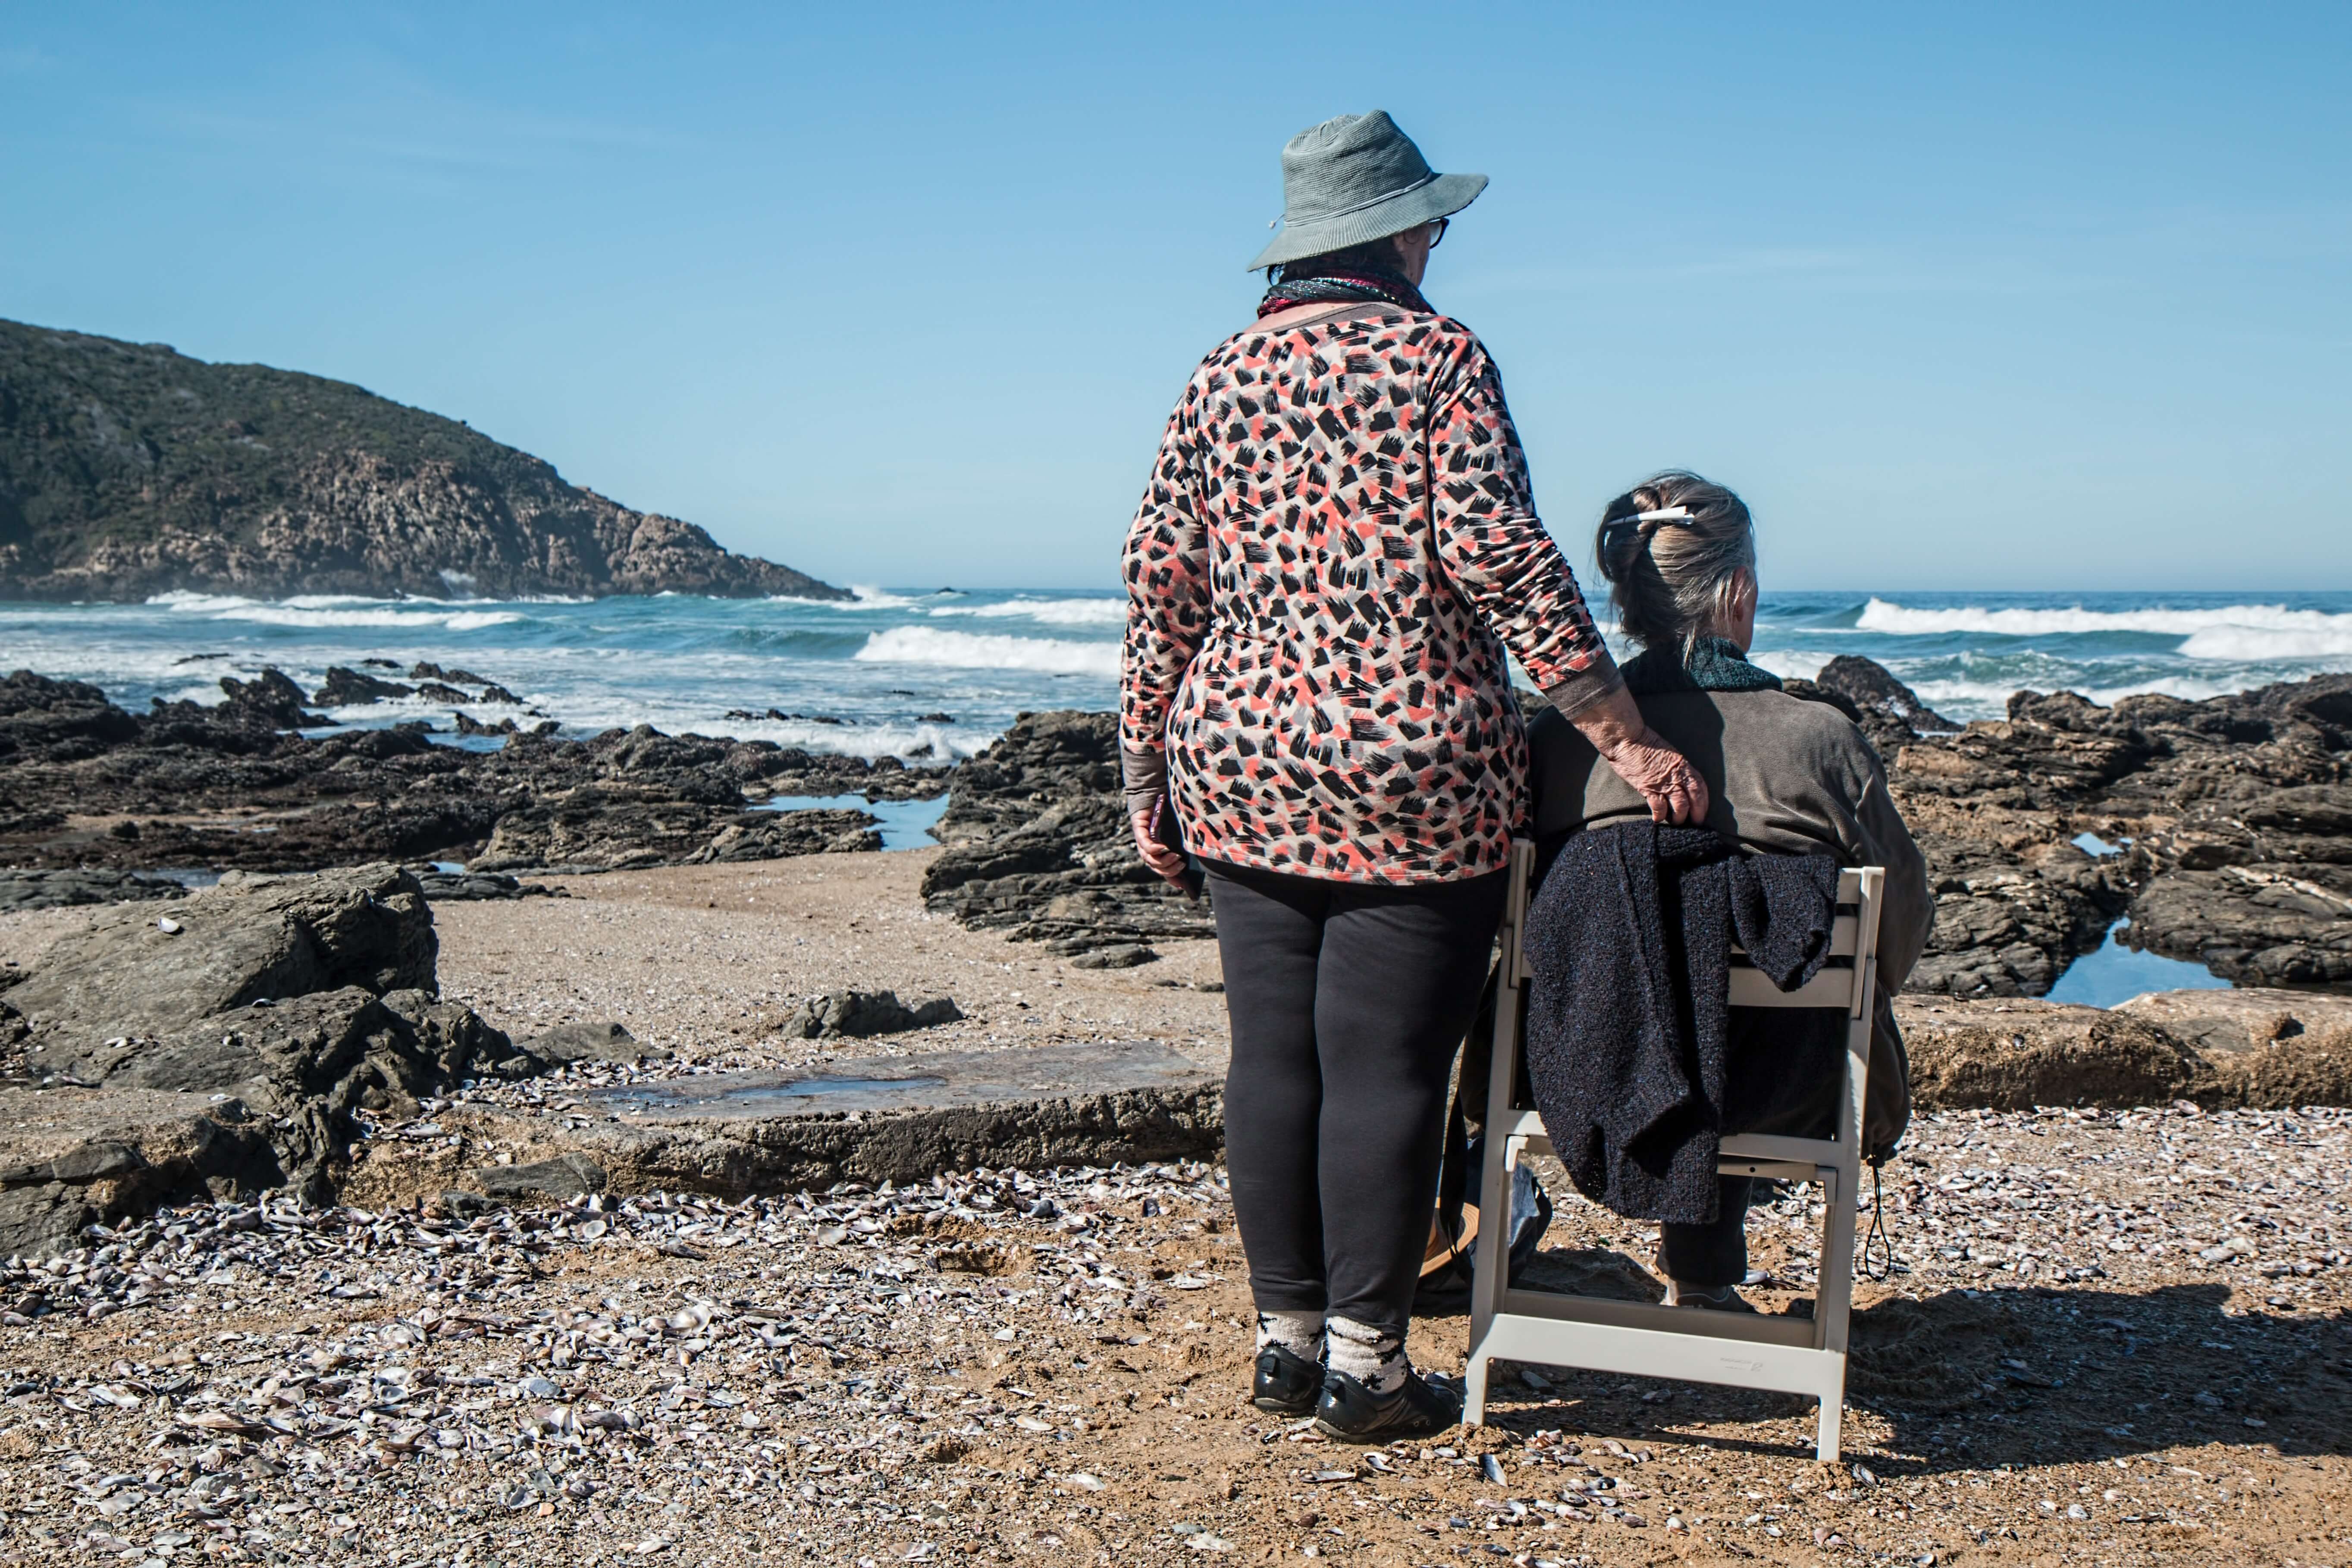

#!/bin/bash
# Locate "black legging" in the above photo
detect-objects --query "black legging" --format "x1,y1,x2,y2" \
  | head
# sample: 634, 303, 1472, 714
1206, 858, 1507, 1340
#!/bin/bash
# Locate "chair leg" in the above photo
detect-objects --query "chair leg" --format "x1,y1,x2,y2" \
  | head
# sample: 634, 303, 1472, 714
1815, 1385, 1843, 1463
1463, 1349, 1490, 1427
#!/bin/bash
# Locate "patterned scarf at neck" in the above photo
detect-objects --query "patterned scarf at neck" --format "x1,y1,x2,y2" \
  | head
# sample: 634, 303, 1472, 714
1621, 636, 1783, 696
1257, 269, 1432, 318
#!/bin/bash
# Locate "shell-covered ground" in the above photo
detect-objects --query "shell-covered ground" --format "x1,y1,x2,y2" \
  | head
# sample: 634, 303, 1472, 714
1, 1102, 2346, 1567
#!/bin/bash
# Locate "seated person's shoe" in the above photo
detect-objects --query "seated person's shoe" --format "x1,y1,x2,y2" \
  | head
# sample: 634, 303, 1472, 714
1252, 1343, 1321, 1415
1506, 1179, 1553, 1277
1662, 1278, 1756, 1313
1313, 1367, 1463, 1442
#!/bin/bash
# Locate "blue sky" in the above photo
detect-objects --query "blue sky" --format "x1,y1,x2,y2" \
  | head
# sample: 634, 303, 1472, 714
3, 3, 2346, 592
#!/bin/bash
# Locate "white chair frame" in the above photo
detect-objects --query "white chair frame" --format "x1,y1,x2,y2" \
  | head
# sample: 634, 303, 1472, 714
1462, 840, 1886, 1461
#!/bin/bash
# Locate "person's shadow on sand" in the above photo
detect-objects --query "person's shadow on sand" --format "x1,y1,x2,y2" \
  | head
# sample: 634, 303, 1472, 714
1466, 1248, 2352, 1469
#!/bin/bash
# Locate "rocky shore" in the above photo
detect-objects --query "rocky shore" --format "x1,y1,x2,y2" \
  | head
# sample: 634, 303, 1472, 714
0, 668, 940, 881
0, 831, 2346, 1560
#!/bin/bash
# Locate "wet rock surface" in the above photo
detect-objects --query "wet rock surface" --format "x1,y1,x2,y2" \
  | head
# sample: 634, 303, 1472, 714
778, 989, 964, 1040
0, 668, 939, 875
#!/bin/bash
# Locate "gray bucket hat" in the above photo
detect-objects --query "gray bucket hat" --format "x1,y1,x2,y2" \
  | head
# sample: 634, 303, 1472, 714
1248, 110, 1487, 271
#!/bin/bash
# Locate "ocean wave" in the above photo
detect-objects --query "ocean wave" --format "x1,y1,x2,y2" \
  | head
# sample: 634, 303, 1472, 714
1858, 597, 2352, 658
852, 627, 1121, 678
929, 596, 1125, 627
828, 586, 941, 612
1746, 649, 1828, 681
146, 590, 525, 630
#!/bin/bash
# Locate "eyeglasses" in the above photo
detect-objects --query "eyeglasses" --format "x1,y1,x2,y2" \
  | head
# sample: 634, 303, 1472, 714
1427, 217, 1449, 249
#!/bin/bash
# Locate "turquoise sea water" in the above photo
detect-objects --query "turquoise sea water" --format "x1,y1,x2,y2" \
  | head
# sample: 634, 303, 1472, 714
3, 587, 2348, 756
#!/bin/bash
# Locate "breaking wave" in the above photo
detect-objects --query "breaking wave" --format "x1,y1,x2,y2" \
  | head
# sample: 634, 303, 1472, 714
852, 627, 1120, 677
929, 595, 1124, 627
1857, 598, 2352, 659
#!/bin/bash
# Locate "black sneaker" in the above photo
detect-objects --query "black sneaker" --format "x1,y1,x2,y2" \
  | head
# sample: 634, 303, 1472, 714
1312, 1366, 1463, 1442
1252, 1343, 1321, 1415
1665, 1279, 1757, 1313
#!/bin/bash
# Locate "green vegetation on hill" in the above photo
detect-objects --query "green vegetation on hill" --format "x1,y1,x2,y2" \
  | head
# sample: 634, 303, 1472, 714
0, 318, 844, 601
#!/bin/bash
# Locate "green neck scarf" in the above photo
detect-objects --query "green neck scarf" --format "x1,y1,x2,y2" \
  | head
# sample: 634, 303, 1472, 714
1620, 636, 1782, 696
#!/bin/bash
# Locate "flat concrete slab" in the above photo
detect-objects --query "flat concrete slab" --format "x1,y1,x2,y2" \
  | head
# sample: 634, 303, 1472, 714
342, 1041, 1226, 1204
583, 1040, 1217, 1122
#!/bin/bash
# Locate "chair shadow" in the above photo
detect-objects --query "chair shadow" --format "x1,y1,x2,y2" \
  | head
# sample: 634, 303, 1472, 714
1465, 1245, 2352, 1470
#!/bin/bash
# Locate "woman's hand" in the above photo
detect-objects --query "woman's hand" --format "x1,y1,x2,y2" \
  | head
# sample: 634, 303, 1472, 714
1130, 797, 1192, 885
1602, 728, 1712, 824
1570, 685, 1712, 825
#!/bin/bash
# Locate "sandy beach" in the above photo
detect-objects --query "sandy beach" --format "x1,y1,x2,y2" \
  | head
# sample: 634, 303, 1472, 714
425, 851, 1232, 1075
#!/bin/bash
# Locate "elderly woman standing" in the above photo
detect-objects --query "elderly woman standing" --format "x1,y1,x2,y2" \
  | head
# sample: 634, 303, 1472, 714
1121, 110, 1709, 1439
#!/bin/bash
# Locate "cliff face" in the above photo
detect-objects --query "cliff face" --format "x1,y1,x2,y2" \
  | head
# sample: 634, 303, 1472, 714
0, 320, 846, 602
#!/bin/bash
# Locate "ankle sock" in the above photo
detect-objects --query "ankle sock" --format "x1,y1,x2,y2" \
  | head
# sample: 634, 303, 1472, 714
1255, 1309, 1324, 1362
1326, 1314, 1408, 1395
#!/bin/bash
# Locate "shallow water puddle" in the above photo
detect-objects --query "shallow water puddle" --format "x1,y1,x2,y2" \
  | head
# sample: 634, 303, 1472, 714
2046, 916, 2232, 1007
754, 792, 947, 850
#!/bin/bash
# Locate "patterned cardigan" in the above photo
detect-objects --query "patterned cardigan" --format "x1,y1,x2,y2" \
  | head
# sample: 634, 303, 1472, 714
1121, 304, 1620, 884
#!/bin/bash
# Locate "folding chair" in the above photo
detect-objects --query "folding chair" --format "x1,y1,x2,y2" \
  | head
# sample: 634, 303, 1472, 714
1461, 840, 1886, 1461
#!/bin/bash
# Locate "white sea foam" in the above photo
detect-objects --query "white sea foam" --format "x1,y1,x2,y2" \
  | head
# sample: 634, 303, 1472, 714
1858, 598, 2352, 659
929, 596, 1125, 627
146, 590, 523, 630
1907, 674, 2248, 711
852, 626, 1120, 678
1746, 649, 1829, 681
831, 586, 935, 612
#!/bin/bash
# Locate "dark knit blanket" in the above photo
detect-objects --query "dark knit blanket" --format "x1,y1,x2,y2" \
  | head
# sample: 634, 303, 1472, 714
1522, 821, 1841, 1224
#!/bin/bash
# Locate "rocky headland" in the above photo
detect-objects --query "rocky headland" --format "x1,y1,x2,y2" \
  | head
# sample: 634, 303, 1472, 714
0, 318, 845, 601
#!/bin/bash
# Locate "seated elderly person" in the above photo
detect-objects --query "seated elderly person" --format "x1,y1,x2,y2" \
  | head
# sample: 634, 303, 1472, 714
1518, 470, 1933, 1311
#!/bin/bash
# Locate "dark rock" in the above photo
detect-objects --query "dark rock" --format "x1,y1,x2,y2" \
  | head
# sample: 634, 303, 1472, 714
407, 867, 562, 902
477, 682, 522, 705
0, 1088, 288, 1256
1816, 655, 1960, 734
414, 681, 473, 704
218, 667, 327, 729
2124, 864, 2352, 988
471, 793, 880, 872
0, 869, 187, 913
315, 666, 414, 705
0, 1185, 98, 1257
476, 1152, 608, 1202
517, 1020, 659, 1066
379, 988, 514, 1084
1069, 943, 1158, 970
6, 863, 436, 1049
411, 663, 493, 685
781, 991, 962, 1040
0, 675, 938, 875
921, 711, 1213, 953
